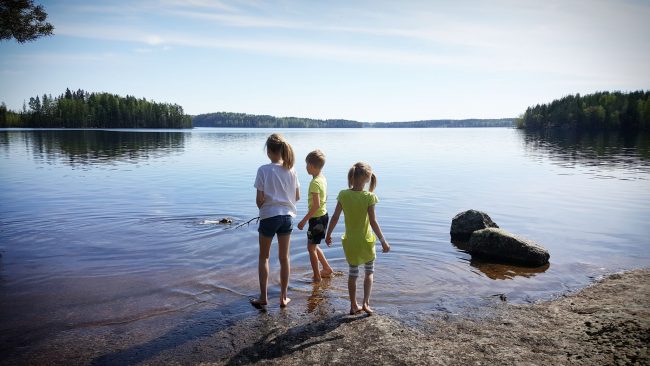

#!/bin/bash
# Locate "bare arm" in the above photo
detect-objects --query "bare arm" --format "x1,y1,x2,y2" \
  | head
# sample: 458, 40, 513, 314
325, 202, 342, 247
298, 192, 320, 230
295, 187, 300, 202
368, 205, 390, 253
256, 189, 265, 209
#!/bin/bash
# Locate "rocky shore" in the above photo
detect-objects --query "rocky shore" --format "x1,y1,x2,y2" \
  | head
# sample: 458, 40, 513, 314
3, 269, 647, 365
218, 269, 649, 365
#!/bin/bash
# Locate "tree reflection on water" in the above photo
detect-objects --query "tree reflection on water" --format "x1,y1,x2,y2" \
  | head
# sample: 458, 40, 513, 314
1, 129, 187, 167
519, 129, 650, 175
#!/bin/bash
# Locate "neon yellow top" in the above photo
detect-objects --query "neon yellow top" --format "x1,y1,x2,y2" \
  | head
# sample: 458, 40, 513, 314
308, 175, 327, 218
337, 189, 379, 266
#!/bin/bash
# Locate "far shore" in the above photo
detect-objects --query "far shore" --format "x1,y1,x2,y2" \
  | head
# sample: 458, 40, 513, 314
2, 268, 647, 365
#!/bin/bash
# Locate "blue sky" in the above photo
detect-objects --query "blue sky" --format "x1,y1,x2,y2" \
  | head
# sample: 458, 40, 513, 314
1, 0, 648, 121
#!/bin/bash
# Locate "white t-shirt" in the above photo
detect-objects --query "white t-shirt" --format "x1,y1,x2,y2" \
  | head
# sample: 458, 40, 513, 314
254, 163, 300, 219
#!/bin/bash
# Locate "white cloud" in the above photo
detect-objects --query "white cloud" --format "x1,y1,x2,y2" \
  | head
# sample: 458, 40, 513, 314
161, 0, 239, 12
169, 9, 306, 28
145, 35, 165, 46
51, 21, 632, 83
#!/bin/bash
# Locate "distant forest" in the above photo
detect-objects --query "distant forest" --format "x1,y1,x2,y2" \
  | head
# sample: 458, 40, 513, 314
192, 112, 515, 128
516, 91, 650, 132
367, 119, 515, 128
0, 89, 192, 129
193, 112, 362, 128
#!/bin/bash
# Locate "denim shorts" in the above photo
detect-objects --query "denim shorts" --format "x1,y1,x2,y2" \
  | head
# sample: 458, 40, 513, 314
258, 215, 293, 238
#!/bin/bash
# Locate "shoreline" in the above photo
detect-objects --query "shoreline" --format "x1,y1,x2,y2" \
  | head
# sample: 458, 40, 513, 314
1, 269, 647, 365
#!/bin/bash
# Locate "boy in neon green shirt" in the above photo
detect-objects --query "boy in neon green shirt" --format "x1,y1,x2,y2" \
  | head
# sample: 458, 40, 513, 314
297, 150, 334, 282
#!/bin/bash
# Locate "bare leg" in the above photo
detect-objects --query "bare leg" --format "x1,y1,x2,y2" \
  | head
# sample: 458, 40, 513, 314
362, 272, 374, 315
348, 275, 361, 314
307, 243, 321, 282
251, 234, 272, 308
278, 234, 291, 307
316, 246, 333, 277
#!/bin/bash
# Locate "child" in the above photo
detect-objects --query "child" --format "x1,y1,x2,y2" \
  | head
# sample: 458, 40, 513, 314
325, 162, 390, 315
251, 133, 300, 309
297, 150, 334, 282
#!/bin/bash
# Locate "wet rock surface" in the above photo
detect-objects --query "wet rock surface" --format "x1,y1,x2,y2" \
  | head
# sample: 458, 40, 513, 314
468, 227, 550, 266
2, 270, 647, 366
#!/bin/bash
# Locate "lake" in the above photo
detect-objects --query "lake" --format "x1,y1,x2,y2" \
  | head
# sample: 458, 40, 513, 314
1, 127, 649, 350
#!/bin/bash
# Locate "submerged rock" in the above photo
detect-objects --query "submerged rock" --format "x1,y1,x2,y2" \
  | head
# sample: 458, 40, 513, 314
468, 228, 550, 266
450, 210, 499, 240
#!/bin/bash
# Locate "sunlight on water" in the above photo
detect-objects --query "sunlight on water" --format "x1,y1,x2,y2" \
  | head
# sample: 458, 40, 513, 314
1, 128, 649, 342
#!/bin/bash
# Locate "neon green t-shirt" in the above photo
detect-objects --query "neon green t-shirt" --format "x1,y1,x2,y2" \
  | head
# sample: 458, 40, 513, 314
337, 189, 379, 266
308, 175, 327, 218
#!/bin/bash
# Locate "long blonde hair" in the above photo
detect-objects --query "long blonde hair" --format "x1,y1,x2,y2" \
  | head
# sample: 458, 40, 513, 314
265, 133, 295, 169
347, 162, 377, 192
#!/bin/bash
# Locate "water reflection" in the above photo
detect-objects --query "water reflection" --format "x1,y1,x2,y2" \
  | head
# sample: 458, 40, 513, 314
0, 129, 187, 167
451, 240, 550, 280
306, 278, 333, 314
469, 259, 550, 280
519, 129, 650, 177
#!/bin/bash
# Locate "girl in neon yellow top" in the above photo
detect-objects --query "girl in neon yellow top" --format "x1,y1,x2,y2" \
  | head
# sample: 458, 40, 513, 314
325, 162, 390, 315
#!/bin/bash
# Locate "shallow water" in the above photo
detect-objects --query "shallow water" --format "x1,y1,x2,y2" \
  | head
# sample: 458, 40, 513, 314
0, 128, 649, 346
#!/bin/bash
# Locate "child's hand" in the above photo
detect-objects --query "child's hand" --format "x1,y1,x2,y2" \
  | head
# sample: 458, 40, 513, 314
380, 238, 390, 253
297, 219, 306, 230
325, 235, 332, 247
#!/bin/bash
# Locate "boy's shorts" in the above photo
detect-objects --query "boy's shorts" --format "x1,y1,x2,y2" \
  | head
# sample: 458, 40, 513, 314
307, 213, 329, 244
258, 215, 293, 238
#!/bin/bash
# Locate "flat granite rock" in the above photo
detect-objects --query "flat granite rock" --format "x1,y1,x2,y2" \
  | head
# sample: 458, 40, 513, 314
468, 227, 550, 266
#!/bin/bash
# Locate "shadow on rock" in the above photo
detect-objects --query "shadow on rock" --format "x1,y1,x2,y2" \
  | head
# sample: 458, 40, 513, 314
89, 301, 249, 366
226, 314, 361, 365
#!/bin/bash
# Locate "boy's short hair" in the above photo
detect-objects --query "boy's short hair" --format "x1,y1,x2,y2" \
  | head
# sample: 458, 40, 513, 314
305, 150, 326, 169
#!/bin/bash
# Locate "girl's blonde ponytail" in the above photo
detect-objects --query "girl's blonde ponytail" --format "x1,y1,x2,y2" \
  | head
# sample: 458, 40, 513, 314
369, 173, 377, 192
280, 140, 294, 169
265, 133, 294, 169
347, 165, 356, 189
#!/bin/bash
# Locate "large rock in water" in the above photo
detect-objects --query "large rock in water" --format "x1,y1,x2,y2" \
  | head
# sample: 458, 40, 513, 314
468, 228, 550, 266
450, 210, 499, 240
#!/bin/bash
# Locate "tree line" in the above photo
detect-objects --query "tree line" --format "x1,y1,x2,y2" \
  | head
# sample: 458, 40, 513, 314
367, 118, 514, 128
516, 91, 650, 132
193, 112, 515, 128
192, 112, 363, 128
1, 89, 192, 128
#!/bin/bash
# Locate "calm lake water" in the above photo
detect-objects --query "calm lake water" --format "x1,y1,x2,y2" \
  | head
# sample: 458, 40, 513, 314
1, 128, 649, 348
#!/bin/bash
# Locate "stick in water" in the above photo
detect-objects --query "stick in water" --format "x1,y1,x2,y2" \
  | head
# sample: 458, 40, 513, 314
225, 217, 260, 230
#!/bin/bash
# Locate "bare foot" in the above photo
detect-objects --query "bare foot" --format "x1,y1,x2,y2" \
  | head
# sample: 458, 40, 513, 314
249, 298, 267, 310
280, 297, 291, 308
362, 304, 374, 315
349, 305, 362, 315
320, 268, 333, 278
312, 275, 322, 283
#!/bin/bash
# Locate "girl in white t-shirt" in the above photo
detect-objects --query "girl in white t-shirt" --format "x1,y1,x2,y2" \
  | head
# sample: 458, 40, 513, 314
251, 133, 300, 309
